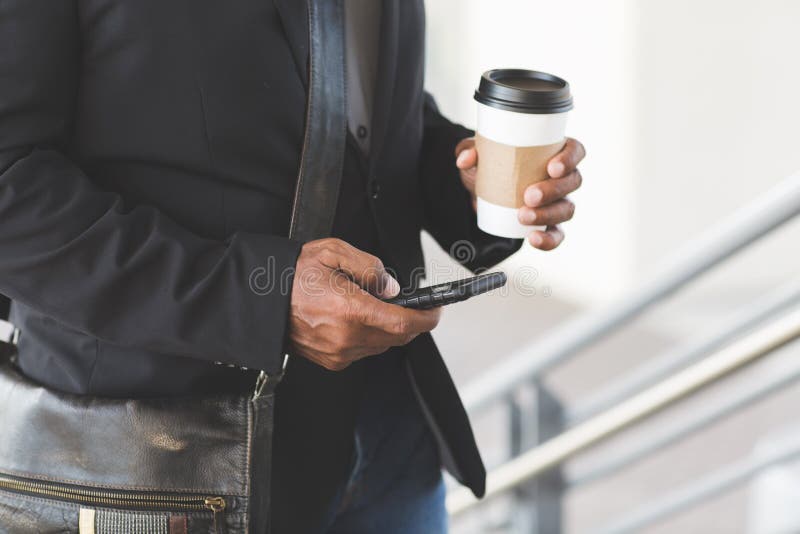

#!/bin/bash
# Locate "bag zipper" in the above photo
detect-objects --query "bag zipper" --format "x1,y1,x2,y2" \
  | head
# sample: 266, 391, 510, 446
0, 473, 228, 530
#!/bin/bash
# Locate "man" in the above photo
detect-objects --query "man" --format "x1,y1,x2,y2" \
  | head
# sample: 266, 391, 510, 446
0, 0, 584, 532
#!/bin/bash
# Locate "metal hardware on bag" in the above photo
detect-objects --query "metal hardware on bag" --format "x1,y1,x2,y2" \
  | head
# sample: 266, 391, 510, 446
253, 371, 269, 400
252, 354, 289, 400
205, 496, 226, 512
0, 472, 227, 514
205, 496, 227, 534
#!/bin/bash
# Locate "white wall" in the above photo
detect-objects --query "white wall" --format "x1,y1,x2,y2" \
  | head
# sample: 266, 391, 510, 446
424, 0, 800, 307
632, 0, 800, 293
425, 0, 637, 304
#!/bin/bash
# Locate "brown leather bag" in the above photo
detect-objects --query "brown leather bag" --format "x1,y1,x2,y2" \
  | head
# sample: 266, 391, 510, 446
0, 361, 276, 534
0, 0, 346, 531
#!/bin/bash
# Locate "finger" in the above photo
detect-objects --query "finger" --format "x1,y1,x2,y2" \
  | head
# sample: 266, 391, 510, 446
303, 282, 396, 362
518, 199, 575, 226
547, 138, 586, 178
456, 146, 477, 170
454, 137, 475, 158
460, 164, 477, 194
528, 225, 565, 251
322, 241, 400, 298
310, 350, 353, 372
350, 290, 442, 338
524, 170, 582, 207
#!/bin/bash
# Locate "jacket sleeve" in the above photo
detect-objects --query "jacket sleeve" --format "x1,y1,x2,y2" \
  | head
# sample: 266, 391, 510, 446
0, 1, 301, 374
419, 93, 522, 271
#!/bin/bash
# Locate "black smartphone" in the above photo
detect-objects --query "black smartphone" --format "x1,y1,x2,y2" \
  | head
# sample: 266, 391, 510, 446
383, 272, 508, 309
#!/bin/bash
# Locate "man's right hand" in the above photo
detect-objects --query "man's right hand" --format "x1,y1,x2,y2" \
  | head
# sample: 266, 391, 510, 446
288, 238, 441, 371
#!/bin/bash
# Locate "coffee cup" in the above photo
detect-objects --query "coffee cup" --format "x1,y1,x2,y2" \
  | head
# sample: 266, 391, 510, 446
474, 69, 573, 238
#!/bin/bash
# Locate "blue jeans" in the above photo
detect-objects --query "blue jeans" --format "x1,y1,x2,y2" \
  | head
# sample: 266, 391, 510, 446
324, 428, 447, 534
323, 353, 448, 534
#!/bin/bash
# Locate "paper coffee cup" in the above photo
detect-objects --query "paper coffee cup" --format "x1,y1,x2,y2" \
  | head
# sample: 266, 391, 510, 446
474, 69, 573, 238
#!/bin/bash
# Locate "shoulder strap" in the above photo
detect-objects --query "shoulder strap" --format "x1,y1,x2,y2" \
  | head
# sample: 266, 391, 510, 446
257, 0, 347, 394
288, 0, 347, 242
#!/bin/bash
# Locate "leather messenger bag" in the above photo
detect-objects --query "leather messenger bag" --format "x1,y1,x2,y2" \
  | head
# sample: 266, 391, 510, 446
0, 0, 346, 532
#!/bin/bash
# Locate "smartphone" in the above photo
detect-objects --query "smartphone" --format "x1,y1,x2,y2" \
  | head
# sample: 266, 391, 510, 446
383, 272, 508, 309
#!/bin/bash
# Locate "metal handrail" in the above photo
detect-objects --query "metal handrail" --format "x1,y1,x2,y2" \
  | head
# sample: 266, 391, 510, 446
567, 276, 800, 425
568, 350, 800, 487
461, 172, 800, 414
594, 434, 800, 534
447, 306, 800, 515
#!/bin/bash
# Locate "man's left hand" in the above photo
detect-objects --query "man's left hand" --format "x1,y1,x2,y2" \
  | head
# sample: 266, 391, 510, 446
455, 137, 586, 250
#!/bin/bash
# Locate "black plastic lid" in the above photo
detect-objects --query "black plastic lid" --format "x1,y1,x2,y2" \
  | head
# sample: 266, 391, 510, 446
474, 69, 573, 114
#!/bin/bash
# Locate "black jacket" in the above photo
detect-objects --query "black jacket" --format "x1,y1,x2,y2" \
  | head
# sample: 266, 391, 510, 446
0, 0, 520, 529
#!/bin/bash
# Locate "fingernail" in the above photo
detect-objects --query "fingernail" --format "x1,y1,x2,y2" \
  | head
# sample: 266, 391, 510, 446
384, 275, 401, 297
548, 161, 565, 178
519, 208, 536, 225
529, 233, 544, 247
525, 187, 543, 206
456, 150, 470, 168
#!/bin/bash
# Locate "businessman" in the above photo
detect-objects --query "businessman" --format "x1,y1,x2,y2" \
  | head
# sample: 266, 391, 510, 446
0, 0, 584, 532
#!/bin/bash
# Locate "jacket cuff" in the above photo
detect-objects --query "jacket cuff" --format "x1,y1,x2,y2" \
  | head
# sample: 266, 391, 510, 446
231, 233, 303, 375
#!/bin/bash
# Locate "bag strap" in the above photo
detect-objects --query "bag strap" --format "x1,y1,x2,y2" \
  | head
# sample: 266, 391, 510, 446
288, 0, 347, 243
257, 0, 347, 396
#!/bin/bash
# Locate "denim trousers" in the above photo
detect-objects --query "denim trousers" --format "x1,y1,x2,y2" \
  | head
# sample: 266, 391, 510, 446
322, 354, 448, 534
324, 424, 447, 534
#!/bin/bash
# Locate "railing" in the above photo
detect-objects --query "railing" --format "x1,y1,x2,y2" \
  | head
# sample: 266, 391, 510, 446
595, 432, 800, 534
448, 306, 800, 514
2, 173, 798, 531
449, 171, 800, 532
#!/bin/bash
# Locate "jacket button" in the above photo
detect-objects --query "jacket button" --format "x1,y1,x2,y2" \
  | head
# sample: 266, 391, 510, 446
370, 181, 380, 200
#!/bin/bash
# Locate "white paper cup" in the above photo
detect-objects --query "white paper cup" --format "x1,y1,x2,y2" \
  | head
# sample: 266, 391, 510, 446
474, 70, 573, 238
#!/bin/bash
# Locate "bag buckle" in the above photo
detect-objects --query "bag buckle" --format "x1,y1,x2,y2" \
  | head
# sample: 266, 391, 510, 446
252, 354, 289, 400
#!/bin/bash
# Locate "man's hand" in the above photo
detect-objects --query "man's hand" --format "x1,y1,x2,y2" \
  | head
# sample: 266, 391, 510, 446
288, 238, 441, 371
455, 137, 586, 250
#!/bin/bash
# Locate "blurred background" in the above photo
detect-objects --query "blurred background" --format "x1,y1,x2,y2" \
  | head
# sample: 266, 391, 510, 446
421, 0, 800, 532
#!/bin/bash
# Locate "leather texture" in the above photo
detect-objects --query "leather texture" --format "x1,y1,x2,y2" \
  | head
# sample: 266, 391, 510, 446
288, 0, 347, 244
247, 387, 279, 534
0, 365, 251, 496
0, 490, 81, 533
0, 493, 244, 534
169, 515, 189, 534
0, 364, 251, 533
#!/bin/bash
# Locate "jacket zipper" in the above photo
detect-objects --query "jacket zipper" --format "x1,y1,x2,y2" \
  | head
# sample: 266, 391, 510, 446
0, 473, 227, 531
